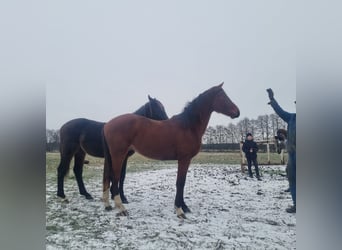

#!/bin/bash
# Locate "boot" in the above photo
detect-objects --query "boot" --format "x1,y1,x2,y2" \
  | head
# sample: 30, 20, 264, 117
248, 168, 253, 178
256, 175, 262, 181
286, 205, 296, 213
284, 187, 290, 192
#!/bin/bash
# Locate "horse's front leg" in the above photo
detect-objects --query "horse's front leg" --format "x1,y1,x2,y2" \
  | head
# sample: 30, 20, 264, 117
119, 155, 129, 204
175, 158, 191, 218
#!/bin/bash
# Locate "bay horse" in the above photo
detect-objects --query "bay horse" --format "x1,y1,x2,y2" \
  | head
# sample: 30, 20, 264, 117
103, 83, 240, 218
57, 96, 168, 201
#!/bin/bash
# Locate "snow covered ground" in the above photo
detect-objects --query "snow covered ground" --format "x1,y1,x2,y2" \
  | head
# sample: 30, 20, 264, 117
46, 164, 296, 249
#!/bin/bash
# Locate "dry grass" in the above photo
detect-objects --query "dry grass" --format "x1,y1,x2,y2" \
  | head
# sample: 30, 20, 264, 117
46, 151, 287, 173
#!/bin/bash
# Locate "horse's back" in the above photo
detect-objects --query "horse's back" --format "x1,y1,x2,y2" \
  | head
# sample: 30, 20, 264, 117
104, 114, 200, 160
60, 118, 104, 138
104, 114, 143, 136
105, 113, 169, 134
60, 118, 105, 157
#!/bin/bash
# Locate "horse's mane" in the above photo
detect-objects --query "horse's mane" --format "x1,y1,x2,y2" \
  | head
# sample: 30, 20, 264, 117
177, 86, 220, 128
134, 102, 149, 116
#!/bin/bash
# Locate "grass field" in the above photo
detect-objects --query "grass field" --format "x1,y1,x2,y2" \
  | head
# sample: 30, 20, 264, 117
46, 151, 287, 173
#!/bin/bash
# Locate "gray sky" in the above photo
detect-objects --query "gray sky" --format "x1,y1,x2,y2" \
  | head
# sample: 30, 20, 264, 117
46, 1, 295, 129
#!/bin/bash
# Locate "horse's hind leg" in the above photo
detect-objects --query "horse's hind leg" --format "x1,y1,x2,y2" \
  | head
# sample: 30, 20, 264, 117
118, 155, 129, 203
103, 158, 112, 210
108, 154, 128, 216
57, 154, 73, 200
74, 150, 93, 200
111, 154, 129, 202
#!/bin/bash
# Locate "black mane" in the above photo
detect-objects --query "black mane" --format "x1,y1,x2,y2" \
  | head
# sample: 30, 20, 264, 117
134, 102, 150, 117
177, 86, 221, 128
134, 98, 168, 120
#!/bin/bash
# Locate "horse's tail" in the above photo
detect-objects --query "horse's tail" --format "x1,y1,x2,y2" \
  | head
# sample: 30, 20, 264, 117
57, 126, 71, 177
102, 127, 112, 179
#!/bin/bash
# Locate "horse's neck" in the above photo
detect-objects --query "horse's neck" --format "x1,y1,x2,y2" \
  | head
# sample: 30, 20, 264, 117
195, 108, 213, 137
134, 104, 147, 116
192, 95, 216, 137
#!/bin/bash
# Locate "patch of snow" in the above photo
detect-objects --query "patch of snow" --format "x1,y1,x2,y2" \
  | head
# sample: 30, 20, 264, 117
46, 165, 295, 249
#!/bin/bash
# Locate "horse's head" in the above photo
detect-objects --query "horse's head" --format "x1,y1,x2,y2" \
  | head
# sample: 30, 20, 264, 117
212, 82, 240, 119
274, 128, 287, 154
146, 95, 169, 120
276, 129, 287, 141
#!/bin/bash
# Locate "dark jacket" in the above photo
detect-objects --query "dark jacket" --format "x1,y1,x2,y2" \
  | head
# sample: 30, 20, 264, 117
242, 139, 259, 159
269, 99, 296, 153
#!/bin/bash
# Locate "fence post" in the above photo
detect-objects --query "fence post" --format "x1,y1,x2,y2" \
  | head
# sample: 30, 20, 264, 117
280, 149, 285, 164
267, 142, 270, 164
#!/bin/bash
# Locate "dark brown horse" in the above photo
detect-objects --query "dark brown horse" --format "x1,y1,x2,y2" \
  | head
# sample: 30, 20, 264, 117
103, 83, 240, 218
57, 96, 168, 201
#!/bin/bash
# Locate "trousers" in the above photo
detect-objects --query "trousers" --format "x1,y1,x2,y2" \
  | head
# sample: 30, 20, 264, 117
287, 151, 296, 205
246, 157, 260, 177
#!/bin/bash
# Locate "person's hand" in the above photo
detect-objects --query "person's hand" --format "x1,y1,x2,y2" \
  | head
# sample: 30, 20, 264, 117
266, 88, 274, 104
266, 88, 274, 99
249, 149, 253, 153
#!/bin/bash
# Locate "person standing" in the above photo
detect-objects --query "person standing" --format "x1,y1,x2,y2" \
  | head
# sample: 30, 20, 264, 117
267, 88, 296, 213
242, 133, 261, 181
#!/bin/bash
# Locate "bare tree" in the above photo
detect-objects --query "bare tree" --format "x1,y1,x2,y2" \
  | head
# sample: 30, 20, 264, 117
257, 115, 265, 140
264, 114, 270, 141
46, 129, 60, 152
201, 112, 287, 146
226, 123, 239, 143
203, 126, 216, 144
216, 125, 225, 144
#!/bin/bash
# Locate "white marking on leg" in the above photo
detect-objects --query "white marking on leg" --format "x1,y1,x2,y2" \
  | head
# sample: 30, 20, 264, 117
114, 195, 126, 212
176, 207, 185, 217
58, 196, 69, 203
103, 188, 110, 207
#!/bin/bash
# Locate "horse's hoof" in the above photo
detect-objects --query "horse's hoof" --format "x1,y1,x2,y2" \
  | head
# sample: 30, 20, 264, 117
182, 205, 191, 213
177, 213, 187, 219
57, 193, 66, 199
176, 207, 187, 219
57, 196, 69, 203
105, 206, 113, 211
116, 210, 129, 217
85, 194, 93, 200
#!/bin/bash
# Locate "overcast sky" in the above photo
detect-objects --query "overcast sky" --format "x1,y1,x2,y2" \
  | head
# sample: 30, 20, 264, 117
46, 1, 295, 129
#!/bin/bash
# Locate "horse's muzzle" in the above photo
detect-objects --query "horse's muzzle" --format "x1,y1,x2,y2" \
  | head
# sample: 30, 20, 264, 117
232, 109, 240, 118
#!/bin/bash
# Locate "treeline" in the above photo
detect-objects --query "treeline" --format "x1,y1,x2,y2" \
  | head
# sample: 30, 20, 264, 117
202, 113, 287, 144
46, 113, 286, 152
46, 129, 60, 152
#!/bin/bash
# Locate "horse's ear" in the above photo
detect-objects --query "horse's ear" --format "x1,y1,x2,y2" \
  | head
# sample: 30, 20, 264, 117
218, 82, 224, 88
148, 95, 153, 101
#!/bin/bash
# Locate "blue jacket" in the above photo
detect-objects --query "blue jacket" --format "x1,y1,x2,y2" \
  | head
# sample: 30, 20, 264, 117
269, 99, 296, 153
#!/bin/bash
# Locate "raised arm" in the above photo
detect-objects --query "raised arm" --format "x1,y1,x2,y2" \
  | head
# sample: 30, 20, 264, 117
266, 88, 292, 123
